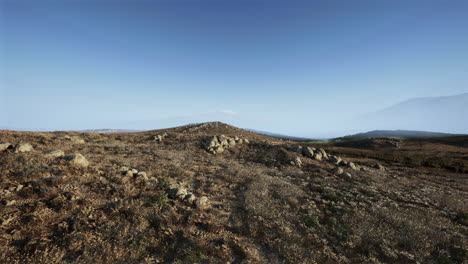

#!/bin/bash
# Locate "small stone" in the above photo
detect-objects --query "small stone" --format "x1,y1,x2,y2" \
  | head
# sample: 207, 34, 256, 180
45, 150, 65, 158
131, 169, 138, 174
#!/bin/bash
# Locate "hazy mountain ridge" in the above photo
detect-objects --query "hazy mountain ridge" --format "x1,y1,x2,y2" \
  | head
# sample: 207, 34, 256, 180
357, 93, 468, 134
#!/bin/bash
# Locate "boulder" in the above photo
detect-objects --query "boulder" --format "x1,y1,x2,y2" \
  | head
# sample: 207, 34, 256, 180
303, 147, 314, 158
348, 162, 357, 170
313, 152, 322, 161
330, 155, 342, 165
0, 143, 12, 151
244, 139, 250, 144
339, 172, 352, 180
333, 167, 344, 175
64, 154, 89, 167
45, 150, 65, 158
14, 143, 33, 153
195, 196, 210, 210
319, 148, 329, 160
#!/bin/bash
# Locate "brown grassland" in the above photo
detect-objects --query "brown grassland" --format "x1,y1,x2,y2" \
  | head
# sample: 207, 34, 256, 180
0, 122, 466, 263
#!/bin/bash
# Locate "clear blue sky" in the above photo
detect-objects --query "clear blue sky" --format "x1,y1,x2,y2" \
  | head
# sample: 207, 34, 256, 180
1, 0, 467, 136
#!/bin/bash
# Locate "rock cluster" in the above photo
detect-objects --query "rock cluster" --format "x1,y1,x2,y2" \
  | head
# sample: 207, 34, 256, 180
120, 166, 149, 183
293, 144, 365, 179
168, 184, 210, 210
205, 135, 247, 154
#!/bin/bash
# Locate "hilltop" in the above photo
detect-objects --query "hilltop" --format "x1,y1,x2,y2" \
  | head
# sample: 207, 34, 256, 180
0, 122, 466, 263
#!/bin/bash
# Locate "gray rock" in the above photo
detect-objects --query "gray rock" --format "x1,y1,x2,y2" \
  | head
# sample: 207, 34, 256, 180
330, 155, 342, 165
14, 143, 33, 153
348, 162, 357, 170
64, 154, 89, 167
333, 167, 344, 175
339, 172, 352, 180
45, 150, 65, 158
185, 193, 197, 204
303, 147, 314, 158
319, 148, 329, 160
313, 152, 322, 161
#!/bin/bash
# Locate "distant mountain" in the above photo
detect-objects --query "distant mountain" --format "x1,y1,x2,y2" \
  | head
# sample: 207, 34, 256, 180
338, 130, 456, 140
246, 129, 314, 141
356, 93, 468, 134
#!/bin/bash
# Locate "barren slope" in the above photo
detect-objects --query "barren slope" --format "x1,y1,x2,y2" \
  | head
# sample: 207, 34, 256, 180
0, 122, 466, 263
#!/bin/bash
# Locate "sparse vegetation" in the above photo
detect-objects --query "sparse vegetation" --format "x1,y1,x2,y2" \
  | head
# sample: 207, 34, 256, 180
0, 122, 466, 263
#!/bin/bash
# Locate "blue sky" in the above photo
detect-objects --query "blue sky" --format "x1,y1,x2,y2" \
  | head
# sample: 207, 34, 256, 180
1, 0, 467, 136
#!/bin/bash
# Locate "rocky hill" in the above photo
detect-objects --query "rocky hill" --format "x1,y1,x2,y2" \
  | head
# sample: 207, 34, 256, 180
0, 122, 466, 263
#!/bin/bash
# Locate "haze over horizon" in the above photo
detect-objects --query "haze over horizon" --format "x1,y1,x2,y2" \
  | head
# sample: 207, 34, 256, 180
1, 0, 467, 137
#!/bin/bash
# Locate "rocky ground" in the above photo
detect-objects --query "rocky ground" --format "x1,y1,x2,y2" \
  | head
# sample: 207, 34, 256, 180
0, 122, 466, 263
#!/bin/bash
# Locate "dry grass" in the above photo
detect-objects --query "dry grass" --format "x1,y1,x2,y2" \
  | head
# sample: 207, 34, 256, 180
0, 122, 467, 263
